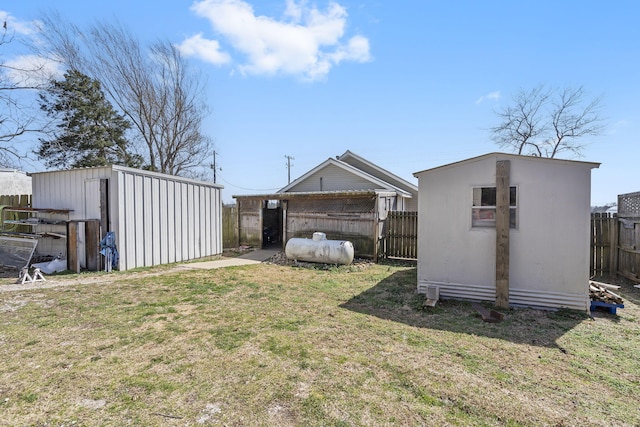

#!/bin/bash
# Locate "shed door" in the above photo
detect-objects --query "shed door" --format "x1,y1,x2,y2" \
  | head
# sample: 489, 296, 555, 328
84, 179, 109, 229
84, 179, 110, 270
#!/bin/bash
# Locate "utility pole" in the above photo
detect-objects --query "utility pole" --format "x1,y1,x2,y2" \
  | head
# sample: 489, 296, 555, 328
210, 151, 220, 183
284, 155, 294, 184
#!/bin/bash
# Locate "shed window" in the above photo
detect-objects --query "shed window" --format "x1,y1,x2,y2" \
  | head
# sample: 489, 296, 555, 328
472, 186, 517, 228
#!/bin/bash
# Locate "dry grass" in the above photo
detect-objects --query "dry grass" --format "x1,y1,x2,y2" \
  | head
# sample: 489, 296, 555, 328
0, 261, 639, 426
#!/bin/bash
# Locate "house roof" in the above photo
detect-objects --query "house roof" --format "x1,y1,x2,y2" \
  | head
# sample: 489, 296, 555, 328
337, 150, 418, 193
413, 152, 600, 177
278, 152, 414, 197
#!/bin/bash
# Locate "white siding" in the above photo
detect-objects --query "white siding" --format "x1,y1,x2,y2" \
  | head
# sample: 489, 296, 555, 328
0, 170, 32, 195
415, 153, 597, 311
286, 164, 381, 192
32, 166, 223, 271
339, 154, 419, 210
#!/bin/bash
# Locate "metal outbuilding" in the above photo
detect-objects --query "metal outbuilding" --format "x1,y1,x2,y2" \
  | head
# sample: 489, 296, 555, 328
30, 165, 223, 271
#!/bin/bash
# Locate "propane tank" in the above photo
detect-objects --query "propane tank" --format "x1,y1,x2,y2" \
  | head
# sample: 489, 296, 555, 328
285, 232, 354, 265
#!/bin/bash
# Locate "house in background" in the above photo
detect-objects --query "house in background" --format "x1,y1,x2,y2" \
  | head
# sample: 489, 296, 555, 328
413, 153, 599, 311
0, 169, 32, 196
233, 150, 418, 259
30, 165, 223, 271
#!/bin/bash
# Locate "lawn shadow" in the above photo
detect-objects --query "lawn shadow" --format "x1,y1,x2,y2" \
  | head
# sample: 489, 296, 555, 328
340, 267, 591, 349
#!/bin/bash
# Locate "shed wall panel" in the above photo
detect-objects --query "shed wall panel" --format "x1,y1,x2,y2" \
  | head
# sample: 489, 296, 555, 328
160, 179, 169, 264
32, 167, 113, 263
111, 168, 222, 270
150, 177, 161, 265
32, 166, 222, 271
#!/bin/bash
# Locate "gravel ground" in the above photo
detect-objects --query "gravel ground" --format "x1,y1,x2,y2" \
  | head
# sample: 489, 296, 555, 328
264, 250, 377, 270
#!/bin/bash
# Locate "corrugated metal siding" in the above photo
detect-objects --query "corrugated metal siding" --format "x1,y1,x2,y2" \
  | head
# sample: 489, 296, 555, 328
114, 168, 222, 270
418, 280, 589, 311
31, 166, 222, 271
32, 167, 113, 262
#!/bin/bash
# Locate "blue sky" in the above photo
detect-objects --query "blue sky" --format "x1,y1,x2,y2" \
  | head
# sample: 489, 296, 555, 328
3, 1, 638, 205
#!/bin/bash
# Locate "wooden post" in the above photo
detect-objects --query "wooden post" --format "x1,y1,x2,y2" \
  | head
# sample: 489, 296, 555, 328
495, 160, 510, 309
610, 215, 618, 277
66, 221, 80, 273
281, 200, 288, 251
85, 219, 101, 271
373, 196, 380, 263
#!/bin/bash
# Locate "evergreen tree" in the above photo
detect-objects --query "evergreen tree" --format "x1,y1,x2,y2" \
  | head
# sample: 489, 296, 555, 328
37, 69, 142, 169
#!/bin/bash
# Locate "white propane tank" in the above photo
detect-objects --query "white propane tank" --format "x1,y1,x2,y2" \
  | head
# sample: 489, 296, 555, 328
285, 232, 354, 265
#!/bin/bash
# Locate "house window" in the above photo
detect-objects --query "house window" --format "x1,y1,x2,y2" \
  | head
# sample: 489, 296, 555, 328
472, 186, 517, 228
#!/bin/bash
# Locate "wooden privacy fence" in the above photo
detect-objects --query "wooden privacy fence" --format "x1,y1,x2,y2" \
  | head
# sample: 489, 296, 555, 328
615, 191, 640, 282
383, 211, 418, 260
222, 205, 239, 249
0, 194, 32, 234
0, 194, 31, 208
591, 192, 640, 282
591, 213, 616, 276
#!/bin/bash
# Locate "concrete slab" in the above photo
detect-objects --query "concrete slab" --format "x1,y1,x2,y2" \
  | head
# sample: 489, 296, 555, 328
237, 248, 280, 261
178, 258, 261, 270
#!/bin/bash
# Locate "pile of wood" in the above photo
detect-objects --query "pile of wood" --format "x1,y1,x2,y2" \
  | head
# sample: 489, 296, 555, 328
589, 280, 624, 305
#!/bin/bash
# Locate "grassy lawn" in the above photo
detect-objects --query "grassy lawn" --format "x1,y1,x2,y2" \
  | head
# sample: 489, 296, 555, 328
0, 261, 639, 426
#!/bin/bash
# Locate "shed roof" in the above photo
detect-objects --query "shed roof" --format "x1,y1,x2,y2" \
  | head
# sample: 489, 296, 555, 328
29, 165, 224, 189
413, 152, 600, 177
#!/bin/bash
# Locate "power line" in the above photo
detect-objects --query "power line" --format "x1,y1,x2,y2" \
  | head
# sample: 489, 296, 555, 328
216, 172, 281, 192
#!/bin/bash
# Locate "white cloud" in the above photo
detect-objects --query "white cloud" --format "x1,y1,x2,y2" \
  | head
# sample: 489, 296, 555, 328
182, 0, 371, 81
0, 10, 40, 36
4, 54, 63, 87
0, 12, 62, 87
177, 33, 232, 65
475, 90, 501, 104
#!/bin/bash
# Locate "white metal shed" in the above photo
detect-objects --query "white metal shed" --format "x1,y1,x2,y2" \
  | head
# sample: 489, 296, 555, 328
413, 153, 599, 311
30, 165, 223, 271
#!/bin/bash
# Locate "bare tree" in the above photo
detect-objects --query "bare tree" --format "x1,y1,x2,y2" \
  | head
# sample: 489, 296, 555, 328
490, 85, 604, 158
0, 21, 53, 166
36, 14, 213, 175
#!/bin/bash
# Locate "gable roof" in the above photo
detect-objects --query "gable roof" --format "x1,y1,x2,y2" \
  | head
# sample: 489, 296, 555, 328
337, 150, 418, 193
278, 155, 412, 197
413, 152, 600, 177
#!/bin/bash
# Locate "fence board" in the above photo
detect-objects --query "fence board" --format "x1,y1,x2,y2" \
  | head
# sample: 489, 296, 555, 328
591, 212, 614, 276
222, 205, 238, 249
617, 217, 640, 282
384, 211, 418, 260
